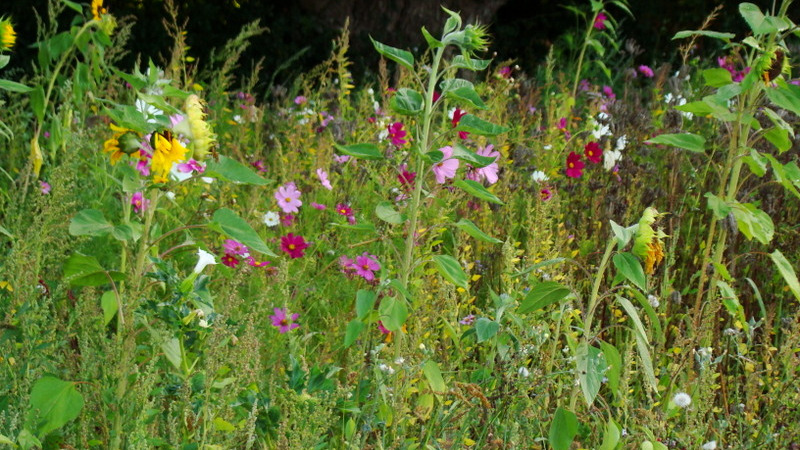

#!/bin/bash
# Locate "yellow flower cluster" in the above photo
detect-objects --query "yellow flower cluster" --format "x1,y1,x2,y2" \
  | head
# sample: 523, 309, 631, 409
0, 18, 16, 51
184, 94, 216, 160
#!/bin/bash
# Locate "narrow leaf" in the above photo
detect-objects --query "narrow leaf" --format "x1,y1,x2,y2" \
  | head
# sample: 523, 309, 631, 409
211, 208, 276, 256
454, 179, 504, 205
422, 360, 447, 394
454, 218, 502, 243
645, 133, 706, 153
334, 143, 383, 160
770, 250, 800, 302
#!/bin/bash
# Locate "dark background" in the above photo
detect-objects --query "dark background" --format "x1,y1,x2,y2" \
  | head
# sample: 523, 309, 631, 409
3, 0, 796, 87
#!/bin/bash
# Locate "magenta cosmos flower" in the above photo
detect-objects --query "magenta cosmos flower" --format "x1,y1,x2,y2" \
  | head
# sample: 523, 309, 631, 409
566, 152, 585, 178
354, 252, 381, 281
593, 12, 607, 30
270, 307, 300, 333
131, 191, 149, 214
451, 108, 469, 139
281, 233, 309, 258
223, 239, 249, 256
387, 122, 408, 146
275, 182, 302, 214
432, 146, 459, 184
467, 144, 500, 185
637, 65, 654, 78
584, 141, 603, 164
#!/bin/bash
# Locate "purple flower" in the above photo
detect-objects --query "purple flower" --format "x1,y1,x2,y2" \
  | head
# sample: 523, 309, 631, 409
131, 192, 149, 214
294, 95, 307, 105
638, 65, 654, 78
40, 181, 51, 195
354, 252, 380, 281
270, 307, 300, 333
177, 159, 205, 174
602, 85, 616, 99
311, 202, 327, 210
432, 146, 459, 184
593, 12, 607, 30
459, 314, 476, 325
223, 239, 249, 256
316, 168, 332, 190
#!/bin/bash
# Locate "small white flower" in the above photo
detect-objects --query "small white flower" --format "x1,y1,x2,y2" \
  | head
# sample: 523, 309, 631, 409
603, 150, 622, 171
591, 124, 610, 140
597, 112, 610, 121
367, 88, 374, 96
531, 170, 549, 184
379, 363, 394, 374
193, 308, 205, 318
165, 191, 176, 200
702, 441, 717, 450
394, 357, 405, 365
233, 115, 244, 124
615, 135, 628, 151
647, 294, 660, 308
518, 367, 530, 377
697, 347, 712, 359
419, 343, 426, 350
543, 145, 552, 150
198, 319, 210, 328
673, 392, 692, 408
262, 211, 280, 227
193, 248, 217, 274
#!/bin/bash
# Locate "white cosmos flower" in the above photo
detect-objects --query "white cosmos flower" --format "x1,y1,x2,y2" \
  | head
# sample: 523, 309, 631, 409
702, 441, 717, 450
531, 170, 549, 183
194, 248, 217, 274
615, 135, 628, 151
262, 211, 280, 227
604, 149, 622, 171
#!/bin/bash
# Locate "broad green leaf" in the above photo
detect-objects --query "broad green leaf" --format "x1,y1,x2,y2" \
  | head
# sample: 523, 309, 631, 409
0, 433, 14, 445
672, 30, 735, 40
616, 296, 658, 393
445, 86, 487, 110
161, 338, 183, 372
100, 290, 118, 326
642, 440, 669, 450
762, 107, 795, 138
454, 218, 502, 243
454, 114, 509, 136
421, 26, 443, 48
375, 201, 406, 224
613, 252, 647, 291
575, 343, 606, 406
0, 55, 9, 70
599, 341, 622, 397
63, 252, 126, 287
111, 224, 134, 242
389, 88, 424, 116
739, 2, 782, 35
548, 407, 578, 450
388, 279, 413, 301
69, 209, 114, 237
610, 220, 637, 250
519, 281, 571, 314
766, 82, 800, 117
645, 133, 705, 153
62, 0, 83, 13
422, 360, 447, 394
718, 281, 748, 332
370, 37, 414, 71
213, 417, 236, 432
770, 250, 800, 302
599, 419, 621, 450
764, 154, 800, 200
454, 179, 504, 205
439, 78, 474, 93
730, 202, 774, 244
30, 85, 45, 123
744, 149, 768, 177
205, 155, 271, 185
764, 127, 791, 153
451, 143, 497, 168
702, 68, 732, 87
705, 193, 731, 220
334, 143, 383, 160
450, 55, 491, 71
474, 318, 499, 343
211, 208, 276, 256
344, 319, 365, 348
0, 79, 33, 93
432, 254, 468, 289
28, 376, 84, 437
378, 297, 407, 331
355, 289, 376, 320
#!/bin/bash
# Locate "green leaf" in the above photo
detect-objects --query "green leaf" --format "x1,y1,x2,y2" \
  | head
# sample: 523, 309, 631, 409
450, 55, 491, 71
432, 254, 468, 289
451, 143, 497, 168
616, 296, 658, 393
739, 2, 778, 35
69, 209, 114, 237
27, 376, 84, 437
389, 88, 424, 116
63, 252, 126, 287
0, 54, 9, 70
0, 79, 33, 93
718, 281, 748, 332
770, 250, 800, 302
764, 127, 791, 153
612, 252, 647, 291
453, 179, 504, 205
475, 317, 499, 343
599, 419, 621, 450
629, 290, 664, 343
378, 297, 407, 331
205, 155, 271, 185
422, 360, 447, 394
100, 291, 118, 326
161, 338, 183, 372
344, 319, 365, 348
0, 224, 13, 239
518, 281, 571, 314
421, 26, 443, 48
705, 193, 731, 220
454, 218, 502, 243
0, 433, 15, 445
454, 114, 509, 136
445, 86, 487, 110
766, 82, 800, 117
62, 0, 83, 13
375, 201, 406, 225
672, 30, 735, 40
370, 37, 414, 71
575, 343, 606, 406
645, 133, 706, 153
764, 154, 800, 200
730, 202, 774, 245
642, 441, 669, 450
355, 289, 376, 320
30, 85, 46, 123
111, 224, 135, 242
599, 341, 622, 397
329, 222, 377, 233
702, 68, 732, 87
211, 208, 276, 256
610, 220, 637, 250
334, 143, 384, 160
548, 407, 578, 450
439, 78, 474, 93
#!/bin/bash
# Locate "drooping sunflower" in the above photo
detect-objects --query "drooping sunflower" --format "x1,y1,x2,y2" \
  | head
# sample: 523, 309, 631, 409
0, 17, 16, 51
150, 131, 188, 181
103, 123, 139, 165
91, 0, 107, 21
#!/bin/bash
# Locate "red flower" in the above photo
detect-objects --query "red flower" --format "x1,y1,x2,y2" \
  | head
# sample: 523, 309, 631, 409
584, 141, 602, 164
565, 152, 585, 178
451, 108, 470, 140
281, 233, 309, 258
221, 253, 240, 267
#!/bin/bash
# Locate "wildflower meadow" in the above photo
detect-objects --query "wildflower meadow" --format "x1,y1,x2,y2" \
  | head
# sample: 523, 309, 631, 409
2, 0, 800, 448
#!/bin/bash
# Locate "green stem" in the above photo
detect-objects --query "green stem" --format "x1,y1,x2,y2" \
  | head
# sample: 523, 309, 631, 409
570, 11, 598, 100
584, 237, 616, 337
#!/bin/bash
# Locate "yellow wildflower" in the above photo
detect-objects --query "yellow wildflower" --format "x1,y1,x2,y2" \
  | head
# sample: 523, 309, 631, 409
103, 123, 138, 165
150, 131, 188, 180
184, 94, 216, 160
644, 239, 665, 275
0, 18, 16, 51
91, 0, 107, 21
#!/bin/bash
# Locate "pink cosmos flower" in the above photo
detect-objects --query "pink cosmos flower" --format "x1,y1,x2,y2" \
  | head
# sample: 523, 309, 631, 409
593, 12, 607, 30
451, 108, 470, 140
354, 252, 381, 281
270, 307, 300, 333
281, 233, 309, 258
246, 256, 270, 268
566, 152, 585, 178
459, 314, 476, 325
177, 159, 205, 174
294, 96, 307, 105
281, 214, 295, 227
638, 65, 654, 78
223, 239, 249, 256
135, 158, 151, 177
339, 255, 357, 276
251, 160, 267, 173
131, 191, 149, 214
316, 168, 333, 190
40, 181, 51, 195
584, 141, 603, 164
388, 122, 408, 147
602, 85, 616, 99
540, 188, 553, 201
466, 144, 500, 185
333, 154, 351, 164
432, 146, 459, 184
311, 202, 327, 210
275, 182, 302, 213
336, 203, 353, 217
397, 165, 416, 189
221, 254, 240, 267
557, 117, 567, 130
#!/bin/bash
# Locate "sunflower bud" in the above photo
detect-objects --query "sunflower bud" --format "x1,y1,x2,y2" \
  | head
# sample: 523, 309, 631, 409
184, 94, 216, 160
0, 17, 16, 52
118, 132, 142, 155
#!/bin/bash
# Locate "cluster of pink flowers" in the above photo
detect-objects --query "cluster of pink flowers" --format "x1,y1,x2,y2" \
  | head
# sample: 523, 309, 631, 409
220, 238, 270, 268
718, 56, 751, 83
566, 141, 604, 178
340, 252, 381, 281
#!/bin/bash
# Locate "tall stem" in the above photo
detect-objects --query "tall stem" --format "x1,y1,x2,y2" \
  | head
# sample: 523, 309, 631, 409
570, 11, 598, 100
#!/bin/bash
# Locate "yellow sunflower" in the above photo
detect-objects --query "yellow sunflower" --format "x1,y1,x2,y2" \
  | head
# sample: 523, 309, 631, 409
91, 0, 107, 21
0, 18, 16, 51
103, 123, 138, 165
150, 131, 188, 180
